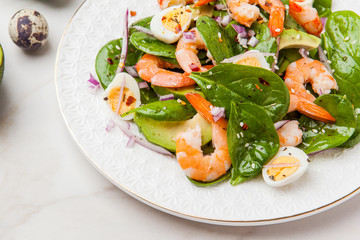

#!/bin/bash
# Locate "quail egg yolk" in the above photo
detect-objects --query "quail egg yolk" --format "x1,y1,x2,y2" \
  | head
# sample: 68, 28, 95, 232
267, 156, 300, 181
161, 8, 191, 33
235, 57, 263, 68
108, 87, 137, 115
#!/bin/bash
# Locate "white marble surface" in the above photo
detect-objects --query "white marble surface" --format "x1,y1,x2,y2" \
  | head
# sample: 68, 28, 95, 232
1, 0, 360, 239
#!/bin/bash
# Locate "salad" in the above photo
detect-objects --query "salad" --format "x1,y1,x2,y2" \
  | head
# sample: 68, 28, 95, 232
91, 0, 360, 187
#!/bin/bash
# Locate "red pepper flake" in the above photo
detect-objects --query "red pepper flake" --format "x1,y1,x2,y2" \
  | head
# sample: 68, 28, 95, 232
185, 9, 192, 13
241, 123, 249, 130
189, 63, 200, 72
255, 84, 263, 91
175, 24, 182, 34
259, 78, 270, 86
162, 16, 167, 21
107, 58, 114, 65
130, 11, 137, 17
126, 96, 136, 106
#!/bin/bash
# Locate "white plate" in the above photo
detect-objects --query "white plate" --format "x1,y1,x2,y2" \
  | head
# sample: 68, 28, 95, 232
56, 0, 360, 226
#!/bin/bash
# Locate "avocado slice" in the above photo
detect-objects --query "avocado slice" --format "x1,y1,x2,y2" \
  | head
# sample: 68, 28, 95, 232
279, 29, 321, 51
134, 113, 212, 152
152, 85, 204, 102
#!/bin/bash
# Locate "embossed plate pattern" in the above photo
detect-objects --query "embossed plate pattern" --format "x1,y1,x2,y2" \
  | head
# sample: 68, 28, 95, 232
56, 0, 360, 226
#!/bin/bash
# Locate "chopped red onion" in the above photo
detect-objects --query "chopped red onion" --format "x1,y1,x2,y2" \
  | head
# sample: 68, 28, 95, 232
248, 36, 259, 47
124, 66, 139, 77
116, 9, 129, 75
274, 120, 290, 130
210, 106, 225, 122
239, 37, 248, 48
183, 31, 197, 43
214, 16, 222, 25
232, 24, 248, 38
159, 94, 175, 101
106, 119, 116, 132
248, 30, 256, 37
221, 15, 231, 27
88, 74, 100, 86
132, 26, 154, 37
299, 48, 309, 58
214, 4, 226, 10
116, 75, 126, 114
138, 81, 149, 89
318, 45, 333, 75
189, 63, 200, 72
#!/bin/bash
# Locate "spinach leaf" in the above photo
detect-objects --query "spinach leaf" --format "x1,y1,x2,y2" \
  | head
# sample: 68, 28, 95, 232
248, 22, 278, 65
130, 32, 177, 58
134, 78, 158, 104
322, 11, 360, 147
225, 21, 244, 55
313, 0, 332, 18
196, 16, 234, 63
228, 102, 279, 185
123, 100, 196, 121
95, 38, 143, 89
298, 94, 356, 154
190, 64, 290, 122
129, 16, 152, 35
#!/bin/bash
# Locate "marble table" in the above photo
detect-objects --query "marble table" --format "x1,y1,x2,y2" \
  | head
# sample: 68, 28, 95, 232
1, 0, 360, 239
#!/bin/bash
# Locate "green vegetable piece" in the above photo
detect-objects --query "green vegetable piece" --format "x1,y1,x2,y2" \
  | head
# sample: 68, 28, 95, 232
275, 48, 303, 75
228, 102, 279, 185
225, 21, 244, 55
134, 78, 159, 104
298, 94, 356, 154
188, 170, 231, 187
95, 38, 143, 89
196, 16, 234, 63
313, 0, 332, 18
190, 64, 290, 122
322, 11, 360, 147
279, 29, 321, 51
123, 100, 196, 121
212, 10, 228, 18
130, 31, 177, 58
134, 113, 212, 152
189, 4, 214, 19
129, 16, 152, 35
248, 22, 278, 65
152, 85, 204, 102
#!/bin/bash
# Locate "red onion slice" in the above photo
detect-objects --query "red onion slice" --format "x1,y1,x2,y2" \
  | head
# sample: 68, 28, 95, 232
248, 30, 256, 37
132, 26, 154, 37
210, 106, 225, 122
159, 94, 175, 101
183, 31, 196, 40
221, 15, 231, 27
214, 16, 223, 25
239, 37, 248, 48
87, 74, 100, 94
321, 17, 327, 33
299, 48, 309, 58
232, 24, 248, 38
106, 119, 116, 132
124, 66, 139, 77
116, 9, 129, 74
126, 135, 136, 148
115, 121, 173, 156
138, 81, 149, 89
88, 74, 100, 86
274, 120, 290, 130
318, 45, 333, 75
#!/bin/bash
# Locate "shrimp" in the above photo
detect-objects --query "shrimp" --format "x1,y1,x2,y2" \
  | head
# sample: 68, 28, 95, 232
276, 120, 303, 147
135, 54, 196, 88
176, 28, 209, 73
157, 0, 194, 9
194, 0, 285, 37
176, 93, 231, 182
289, 0, 323, 36
284, 57, 338, 123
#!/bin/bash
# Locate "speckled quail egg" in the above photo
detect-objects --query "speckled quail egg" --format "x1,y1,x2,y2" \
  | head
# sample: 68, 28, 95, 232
9, 9, 49, 50
262, 146, 309, 187
103, 73, 141, 120
150, 5, 192, 44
